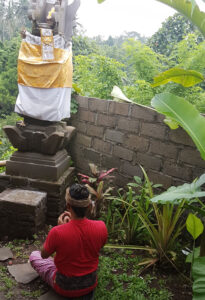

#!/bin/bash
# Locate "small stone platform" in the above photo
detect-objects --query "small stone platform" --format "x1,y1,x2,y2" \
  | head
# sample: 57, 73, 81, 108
0, 189, 47, 238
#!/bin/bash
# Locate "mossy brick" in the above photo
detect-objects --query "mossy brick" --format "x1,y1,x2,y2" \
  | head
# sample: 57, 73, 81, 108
105, 129, 124, 143
124, 135, 149, 152
149, 140, 178, 159
141, 123, 166, 139
137, 153, 162, 171
117, 118, 139, 133
75, 95, 89, 109
75, 133, 92, 147
78, 110, 96, 123
108, 101, 130, 116
163, 160, 192, 181
147, 170, 172, 189
121, 162, 143, 178
84, 149, 101, 164
93, 138, 112, 154
87, 124, 104, 138
179, 149, 205, 168
113, 145, 133, 161
131, 104, 156, 121
96, 114, 116, 128
168, 127, 195, 147
88, 98, 108, 112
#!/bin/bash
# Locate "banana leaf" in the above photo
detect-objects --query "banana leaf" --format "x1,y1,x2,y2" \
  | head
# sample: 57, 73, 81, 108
152, 68, 204, 88
156, 0, 205, 37
151, 92, 205, 160
151, 173, 205, 204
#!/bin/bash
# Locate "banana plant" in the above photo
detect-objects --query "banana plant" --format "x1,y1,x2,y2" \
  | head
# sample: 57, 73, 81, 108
97, 0, 205, 37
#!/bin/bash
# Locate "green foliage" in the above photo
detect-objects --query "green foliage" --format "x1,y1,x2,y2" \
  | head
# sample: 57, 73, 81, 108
151, 92, 205, 160
123, 80, 155, 106
192, 256, 205, 300
186, 214, 204, 240
74, 54, 126, 99
148, 13, 202, 56
152, 67, 204, 88
122, 39, 166, 83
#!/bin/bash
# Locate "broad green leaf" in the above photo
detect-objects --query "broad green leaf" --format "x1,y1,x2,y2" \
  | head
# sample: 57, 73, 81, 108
186, 213, 204, 240
156, 0, 205, 37
192, 257, 205, 300
151, 173, 205, 204
152, 68, 204, 88
186, 247, 200, 263
97, 0, 106, 3
151, 93, 205, 160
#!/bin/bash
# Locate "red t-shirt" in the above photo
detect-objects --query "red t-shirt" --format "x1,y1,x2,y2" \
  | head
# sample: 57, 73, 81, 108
44, 218, 107, 297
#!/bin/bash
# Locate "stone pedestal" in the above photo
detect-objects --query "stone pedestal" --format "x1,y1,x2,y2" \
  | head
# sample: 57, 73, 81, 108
0, 189, 47, 238
6, 150, 70, 181
0, 167, 75, 225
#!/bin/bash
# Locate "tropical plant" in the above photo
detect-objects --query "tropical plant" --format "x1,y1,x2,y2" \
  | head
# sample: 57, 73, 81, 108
151, 68, 205, 160
106, 167, 185, 267
78, 163, 116, 218
151, 173, 205, 300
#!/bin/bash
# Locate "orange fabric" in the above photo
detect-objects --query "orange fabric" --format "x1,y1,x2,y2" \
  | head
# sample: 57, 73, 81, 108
18, 41, 73, 88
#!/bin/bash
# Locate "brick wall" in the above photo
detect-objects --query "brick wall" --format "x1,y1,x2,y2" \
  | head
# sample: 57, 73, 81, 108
68, 95, 205, 189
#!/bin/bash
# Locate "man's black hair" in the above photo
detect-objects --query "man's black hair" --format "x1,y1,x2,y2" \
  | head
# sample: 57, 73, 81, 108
69, 184, 89, 218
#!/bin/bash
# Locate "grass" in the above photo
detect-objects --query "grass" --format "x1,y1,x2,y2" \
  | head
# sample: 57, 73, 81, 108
95, 248, 172, 300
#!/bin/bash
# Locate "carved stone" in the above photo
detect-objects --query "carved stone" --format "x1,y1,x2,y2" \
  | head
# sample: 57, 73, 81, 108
3, 120, 76, 155
6, 150, 70, 181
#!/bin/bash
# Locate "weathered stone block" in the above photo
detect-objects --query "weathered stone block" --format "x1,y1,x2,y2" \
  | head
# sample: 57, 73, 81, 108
105, 129, 124, 143
179, 149, 205, 168
121, 162, 143, 178
70, 120, 87, 134
149, 140, 178, 159
136, 153, 162, 171
75, 133, 92, 147
97, 114, 116, 128
78, 110, 96, 123
113, 145, 133, 161
93, 138, 112, 154
117, 118, 139, 133
87, 124, 104, 138
147, 170, 172, 189
88, 98, 108, 112
102, 155, 121, 170
131, 104, 156, 121
124, 135, 149, 152
141, 123, 166, 140
108, 101, 130, 116
0, 189, 47, 238
75, 95, 89, 109
169, 128, 195, 147
84, 149, 101, 164
163, 160, 192, 181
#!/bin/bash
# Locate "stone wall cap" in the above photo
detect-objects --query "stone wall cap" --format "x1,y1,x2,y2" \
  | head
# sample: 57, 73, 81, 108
0, 189, 47, 206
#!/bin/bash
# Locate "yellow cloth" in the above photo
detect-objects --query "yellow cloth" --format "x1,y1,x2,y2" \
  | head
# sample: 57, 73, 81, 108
18, 41, 73, 88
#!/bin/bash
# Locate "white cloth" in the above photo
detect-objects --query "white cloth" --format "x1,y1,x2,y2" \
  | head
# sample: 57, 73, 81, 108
15, 84, 71, 121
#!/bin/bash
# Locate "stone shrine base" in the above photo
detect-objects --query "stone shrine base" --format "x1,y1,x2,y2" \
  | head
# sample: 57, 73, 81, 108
0, 189, 47, 238
0, 167, 75, 227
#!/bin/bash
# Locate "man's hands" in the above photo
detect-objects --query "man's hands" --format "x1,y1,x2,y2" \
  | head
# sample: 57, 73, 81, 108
58, 211, 71, 225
